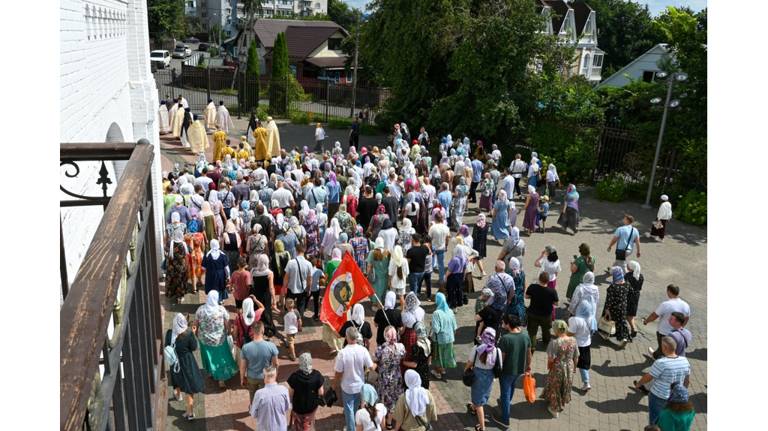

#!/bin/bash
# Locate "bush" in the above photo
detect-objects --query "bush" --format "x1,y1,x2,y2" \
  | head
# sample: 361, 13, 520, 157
676, 190, 706, 226
595, 173, 628, 202
290, 111, 310, 125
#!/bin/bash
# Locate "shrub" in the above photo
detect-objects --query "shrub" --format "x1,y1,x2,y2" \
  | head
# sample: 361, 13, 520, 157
289, 111, 310, 125
595, 173, 628, 202
676, 190, 706, 226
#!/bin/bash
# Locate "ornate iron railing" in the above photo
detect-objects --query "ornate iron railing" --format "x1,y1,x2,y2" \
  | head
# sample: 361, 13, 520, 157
60, 140, 164, 431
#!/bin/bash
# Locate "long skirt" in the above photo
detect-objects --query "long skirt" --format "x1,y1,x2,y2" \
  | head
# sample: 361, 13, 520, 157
291, 410, 318, 431
651, 219, 668, 239
471, 368, 494, 406
523, 205, 538, 232
432, 341, 457, 369
479, 195, 492, 212
198, 341, 238, 381
166, 244, 188, 299
559, 207, 579, 232
446, 272, 465, 308
542, 365, 574, 412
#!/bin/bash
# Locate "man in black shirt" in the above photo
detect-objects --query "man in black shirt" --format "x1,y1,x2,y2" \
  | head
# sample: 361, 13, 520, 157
406, 234, 429, 298
525, 271, 559, 352
382, 186, 399, 222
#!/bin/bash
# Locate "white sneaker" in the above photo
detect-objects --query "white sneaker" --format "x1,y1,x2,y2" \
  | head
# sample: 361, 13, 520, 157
580, 383, 591, 392
176, 393, 183, 402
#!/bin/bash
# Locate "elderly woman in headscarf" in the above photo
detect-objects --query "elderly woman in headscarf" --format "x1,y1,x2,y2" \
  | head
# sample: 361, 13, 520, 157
343, 184, 359, 218
568, 301, 595, 392
393, 369, 437, 431
401, 321, 431, 391
194, 291, 238, 387
452, 176, 469, 230
374, 325, 405, 427
374, 291, 402, 343
491, 189, 511, 240
202, 239, 230, 302
302, 209, 321, 260
568, 271, 599, 319
245, 224, 267, 268
445, 245, 468, 309
207, 188, 226, 239
221, 220, 241, 275
326, 171, 341, 220
324, 247, 343, 282
388, 245, 409, 305
165, 313, 204, 419
339, 303, 373, 348
652, 194, 673, 241
559, 184, 580, 235
503, 257, 526, 324
199, 201, 217, 251
321, 218, 341, 260
431, 292, 458, 380
298, 200, 311, 222
545, 163, 560, 202
287, 352, 325, 430
368, 204, 389, 239
398, 218, 416, 253
315, 202, 328, 235
603, 266, 631, 346
625, 260, 644, 339
334, 202, 357, 238
251, 254, 277, 335
466, 327, 501, 431
166, 213, 189, 303
377, 218, 398, 251
354, 383, 387, 431
523, 184, 540, 234
400, 292, 425, 353
566, 243, 595, 302
541, 320, 579, 418
367, 238, 391, 305
230, 296, 264, 350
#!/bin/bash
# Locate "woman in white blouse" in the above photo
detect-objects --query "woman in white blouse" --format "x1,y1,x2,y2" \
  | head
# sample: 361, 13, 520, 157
652, 194, 673, 241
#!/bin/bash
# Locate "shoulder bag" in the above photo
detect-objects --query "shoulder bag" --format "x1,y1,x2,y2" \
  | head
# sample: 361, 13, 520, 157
615, 227, 635, 260
493, 347, 503, 378
462, 350, 477, 387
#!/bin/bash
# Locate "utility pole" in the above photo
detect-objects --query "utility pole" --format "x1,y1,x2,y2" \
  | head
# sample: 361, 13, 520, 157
350, 11, 360, 118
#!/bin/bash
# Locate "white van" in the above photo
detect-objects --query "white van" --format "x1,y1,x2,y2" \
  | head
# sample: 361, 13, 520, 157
150, 50, 171, 69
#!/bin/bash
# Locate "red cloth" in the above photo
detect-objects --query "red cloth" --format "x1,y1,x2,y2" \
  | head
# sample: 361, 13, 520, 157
230, 269, 252, 301
320, 252, 374, 333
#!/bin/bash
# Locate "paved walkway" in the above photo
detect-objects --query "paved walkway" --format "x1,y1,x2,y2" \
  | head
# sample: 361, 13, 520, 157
159, 128, 707, 430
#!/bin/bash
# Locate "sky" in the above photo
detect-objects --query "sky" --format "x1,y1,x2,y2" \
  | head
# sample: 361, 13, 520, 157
340, 0, 707, 16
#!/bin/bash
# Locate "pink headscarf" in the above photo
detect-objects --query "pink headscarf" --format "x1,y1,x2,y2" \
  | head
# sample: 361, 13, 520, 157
476, 213, 487, 228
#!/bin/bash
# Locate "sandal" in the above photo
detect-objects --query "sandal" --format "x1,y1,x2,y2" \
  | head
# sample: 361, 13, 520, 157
466, 403, 475, 416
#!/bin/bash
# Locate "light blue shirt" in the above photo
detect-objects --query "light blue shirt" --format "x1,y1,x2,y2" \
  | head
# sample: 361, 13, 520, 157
614, 225, 640, 252
649, 356, 690, 399
472, 159, 484, 182
437, 190, 452, 219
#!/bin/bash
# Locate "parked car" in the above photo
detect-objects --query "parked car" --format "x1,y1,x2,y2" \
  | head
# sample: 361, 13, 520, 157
172, 45, 192, 59
150, 50, 171, 68
197, 43, 210, 52
184, 36, 200, 44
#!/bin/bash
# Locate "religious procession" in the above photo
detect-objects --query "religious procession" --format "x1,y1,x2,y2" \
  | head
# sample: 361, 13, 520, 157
158, 96, 694, 431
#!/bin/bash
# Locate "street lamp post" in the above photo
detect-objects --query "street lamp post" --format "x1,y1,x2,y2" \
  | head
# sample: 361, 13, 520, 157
642, 71, 687, 208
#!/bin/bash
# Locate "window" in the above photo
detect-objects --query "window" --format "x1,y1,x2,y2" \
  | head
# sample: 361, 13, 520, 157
642, 71, 656, 83
581, 53, 591, 76
592, 54, 603, 68
327, 38, 341, 50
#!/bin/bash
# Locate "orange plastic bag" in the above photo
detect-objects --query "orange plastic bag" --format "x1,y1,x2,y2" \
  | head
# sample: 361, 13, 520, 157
523, 373, 536, 404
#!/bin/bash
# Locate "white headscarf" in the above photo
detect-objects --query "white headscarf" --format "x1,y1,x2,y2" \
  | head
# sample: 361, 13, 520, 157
527, 185, 536, 194
392, 245, 404, 267
404, 369, 429, 416
384, 291, 396, 310
374, 237, 385, 249
242, 297, 256, 326
203, 290, 221, 317
322, 218, 341, 254
627, 260, 641, 277
171, 313, 188, 344
350, 303, 365, 326
207, 239, 222, 259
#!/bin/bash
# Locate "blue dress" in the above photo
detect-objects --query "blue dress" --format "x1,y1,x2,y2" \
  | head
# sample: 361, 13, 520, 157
202, 252, 230, 301
505, 271, 527, 324
491, 199, 511, 240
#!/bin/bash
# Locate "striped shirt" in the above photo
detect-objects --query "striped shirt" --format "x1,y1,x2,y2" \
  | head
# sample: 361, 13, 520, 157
649, 356, 691, 399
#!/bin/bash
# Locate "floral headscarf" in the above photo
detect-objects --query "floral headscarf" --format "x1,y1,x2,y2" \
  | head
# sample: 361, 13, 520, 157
474, 327, 498, 366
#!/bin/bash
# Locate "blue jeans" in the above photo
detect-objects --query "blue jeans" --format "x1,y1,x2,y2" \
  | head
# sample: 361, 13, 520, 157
498, 373, 521, 424
342, 390, 361, 431
648, 392, 667, 426
579, 368, 590, 385
409, 271, 425, 295
434, 249, 446, 285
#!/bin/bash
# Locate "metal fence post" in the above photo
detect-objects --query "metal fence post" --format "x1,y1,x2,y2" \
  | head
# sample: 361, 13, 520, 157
206, 67, 211, 102
170, 68, 176, 99
325, 79, 329, 123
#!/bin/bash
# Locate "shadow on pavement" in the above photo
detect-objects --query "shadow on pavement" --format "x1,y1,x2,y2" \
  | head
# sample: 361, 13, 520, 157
205, 412, 252, 431
509, 399, 554, 420
591, 359, 649, 378
585, 389, 647, 414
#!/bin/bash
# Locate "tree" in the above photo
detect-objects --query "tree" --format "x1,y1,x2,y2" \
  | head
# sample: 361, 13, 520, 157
328, 0, 358, 30
587, 0, 664, 77
269, 32, 290, 115
243, 41, 261, 112
147, 0, 186, 41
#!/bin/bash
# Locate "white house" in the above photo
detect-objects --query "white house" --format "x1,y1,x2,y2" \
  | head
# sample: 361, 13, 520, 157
597, 43, 672, 88
255, 0, 327, 18
537, 0, 604, 82
60, 0, 162, 288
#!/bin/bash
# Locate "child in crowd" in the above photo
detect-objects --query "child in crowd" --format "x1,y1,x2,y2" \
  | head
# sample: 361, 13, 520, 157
310, 258, 326, 321
421, 235, 433, 301
537, 195, 550, 233
283, 298, 301, 361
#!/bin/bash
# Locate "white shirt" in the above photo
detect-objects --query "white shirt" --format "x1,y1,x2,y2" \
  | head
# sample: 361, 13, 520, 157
272, 187, 294, 209
491, 149, 502, 162
567, 316, 591, 347
334, 344, 374, 394
378, 227, 398, 251
502, 175, 515, 197
283, 310, 299, 335
429, 223, 451, 251
315, 127, 326, 141
195, 175, 213, 192
355, 404, 387, 431
540, 259, 561, 281
509, 159, 527, 178
655, 298, 691, 335
657, 201, 673, 220
388, 259, 410, 292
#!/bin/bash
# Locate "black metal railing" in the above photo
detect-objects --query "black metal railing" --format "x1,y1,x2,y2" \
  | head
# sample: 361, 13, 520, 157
60, 141, 163, 431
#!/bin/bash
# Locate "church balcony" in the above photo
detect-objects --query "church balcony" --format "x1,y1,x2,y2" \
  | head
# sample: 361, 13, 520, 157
60, 141, 166, 431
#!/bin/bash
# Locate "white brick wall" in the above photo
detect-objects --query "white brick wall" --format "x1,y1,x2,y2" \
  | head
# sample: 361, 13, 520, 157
60, 0, 162, 287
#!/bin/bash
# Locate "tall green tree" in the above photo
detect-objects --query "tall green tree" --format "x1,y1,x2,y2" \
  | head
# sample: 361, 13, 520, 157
243, 41, 261, 112
147, 0, 186, 41
328, 0, 358, 30
586, 0, 664, 77
269, 32, 290, 115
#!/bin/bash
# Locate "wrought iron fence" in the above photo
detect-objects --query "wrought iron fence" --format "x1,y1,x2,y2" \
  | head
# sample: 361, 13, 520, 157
60, 141, 163, 431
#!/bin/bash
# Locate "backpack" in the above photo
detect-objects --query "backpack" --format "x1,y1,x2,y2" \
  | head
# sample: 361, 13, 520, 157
164, 342, 180, 373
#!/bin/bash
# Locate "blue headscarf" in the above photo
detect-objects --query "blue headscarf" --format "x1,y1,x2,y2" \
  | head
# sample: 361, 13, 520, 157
361, 383, 378, 406
435, 292, 451, 313
611, 266, 625, 283
576, 300, 597, 333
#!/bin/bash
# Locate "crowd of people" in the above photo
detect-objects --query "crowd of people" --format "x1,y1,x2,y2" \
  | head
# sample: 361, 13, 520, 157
159, 101, 695, 431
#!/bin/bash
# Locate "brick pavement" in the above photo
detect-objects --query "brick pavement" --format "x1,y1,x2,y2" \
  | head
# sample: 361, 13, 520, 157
160, 127, 707, 430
